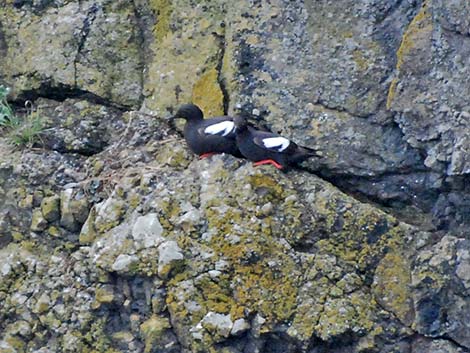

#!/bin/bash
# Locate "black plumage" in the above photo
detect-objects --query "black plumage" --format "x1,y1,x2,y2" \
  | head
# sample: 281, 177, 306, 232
172, 104, 242, 158
233, 116, 319, 169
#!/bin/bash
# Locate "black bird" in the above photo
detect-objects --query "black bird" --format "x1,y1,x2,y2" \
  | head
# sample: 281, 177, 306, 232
172, 104, 242, 159
233, 116, 319, 170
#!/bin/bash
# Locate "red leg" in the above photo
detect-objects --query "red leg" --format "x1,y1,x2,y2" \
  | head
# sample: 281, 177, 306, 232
199, 152, 217, 159
253, 159, 284, 170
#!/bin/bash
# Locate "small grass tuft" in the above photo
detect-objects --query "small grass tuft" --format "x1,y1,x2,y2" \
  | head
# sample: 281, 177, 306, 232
0, 85, 14, 126
0, 86, 44, 148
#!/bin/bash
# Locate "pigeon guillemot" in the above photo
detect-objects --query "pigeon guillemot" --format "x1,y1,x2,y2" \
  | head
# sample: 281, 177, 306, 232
233, 116, 319, 169
172, 104, 242, 158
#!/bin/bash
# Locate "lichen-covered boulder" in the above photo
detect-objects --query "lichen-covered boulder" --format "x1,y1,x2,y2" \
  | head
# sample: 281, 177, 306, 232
2, 0, 470, 352
412, 235, 470, 348
2, 0, 470, 231
0, 1, 143, 108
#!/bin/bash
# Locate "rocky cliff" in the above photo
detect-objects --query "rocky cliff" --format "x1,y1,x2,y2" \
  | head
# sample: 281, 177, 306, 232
0, 0, 469, 352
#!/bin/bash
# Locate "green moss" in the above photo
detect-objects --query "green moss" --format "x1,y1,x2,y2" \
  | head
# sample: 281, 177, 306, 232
111, 331, 134, 343
166, 280, 206, 330
286, 181, 410, 342
92, 159, 105, 176
31, 209, 47, 232
41, 195, 60, 222
203, 207, 300, 323
143, 0, 226, 112
40, 311, 62, 330
9, 187, 27, 202
60, 189, 91, 231
232, 262, 299, 322
412, 269, 446, 289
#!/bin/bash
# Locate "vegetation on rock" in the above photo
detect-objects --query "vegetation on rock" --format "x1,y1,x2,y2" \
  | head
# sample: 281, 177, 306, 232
0, 86, 44, 148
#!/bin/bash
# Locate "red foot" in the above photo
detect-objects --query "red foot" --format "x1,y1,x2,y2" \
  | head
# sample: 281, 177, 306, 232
253, 159, 284, 170
199, 152, 217, 159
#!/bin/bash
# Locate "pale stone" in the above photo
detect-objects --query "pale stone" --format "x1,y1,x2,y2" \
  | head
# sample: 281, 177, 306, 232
132, 213, 165, 249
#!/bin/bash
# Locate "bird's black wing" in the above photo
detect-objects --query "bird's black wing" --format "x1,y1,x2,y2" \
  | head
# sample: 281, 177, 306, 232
197, 117, 237, 138
251, 129, 298, 153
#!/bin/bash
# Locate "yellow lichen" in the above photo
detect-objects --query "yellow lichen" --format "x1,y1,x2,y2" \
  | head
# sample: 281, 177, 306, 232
386, 77, 399, 110
196, 276, 236, 315
95, 286, 115, 304
149, 0, 173, 43
205, 208, 299, 323
396, 2, 432, 71
372, 252, 413, 325
352, 49, 368, 71
249, 174, 283, 194
312, 192, 404, 271
191, 67, 225, 117
140, 315, 171, 353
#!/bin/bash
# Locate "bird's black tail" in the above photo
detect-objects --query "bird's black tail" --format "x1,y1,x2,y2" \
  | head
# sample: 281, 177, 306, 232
293, 145, 322, 163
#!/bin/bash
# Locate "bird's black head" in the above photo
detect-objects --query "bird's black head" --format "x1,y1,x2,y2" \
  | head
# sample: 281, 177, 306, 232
233, 116, 248, 131
173, 104, 204, 121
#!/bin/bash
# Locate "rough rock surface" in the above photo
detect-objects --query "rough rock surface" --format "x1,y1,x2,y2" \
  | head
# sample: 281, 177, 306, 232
1, 0, 470, 352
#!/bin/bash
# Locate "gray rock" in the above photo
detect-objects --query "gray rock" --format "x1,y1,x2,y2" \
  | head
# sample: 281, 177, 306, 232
60, 189, 90, 232
260, 202, 273, 216
40, 195, 61, 222
177, 208, 202, 232
33, 292, 51, 314
94, 195, 126, 234
2, 1, 470, 352
251, 314, 266, 338
112, 254, 138, 273
456, 247, 470, 289
412, 236, 470, 348
132, 213, 165, 249
0, 1, 143, 108
230, 318, 250, 336
157, 241, 184, 279
200, 312, 233, 339
412, 336, 466, 353
30, 209, 48, 232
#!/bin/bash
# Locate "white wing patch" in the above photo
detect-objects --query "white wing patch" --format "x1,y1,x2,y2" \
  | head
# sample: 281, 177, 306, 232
204, 121, 235, 137
262, 137, 290, 152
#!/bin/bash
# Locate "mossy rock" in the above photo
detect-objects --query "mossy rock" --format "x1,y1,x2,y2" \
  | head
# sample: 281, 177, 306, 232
41, 195, 61, 222
140, 315, 172, 353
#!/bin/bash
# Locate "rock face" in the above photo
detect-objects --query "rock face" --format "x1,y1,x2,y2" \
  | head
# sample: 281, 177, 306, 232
1, 1, 469, 353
